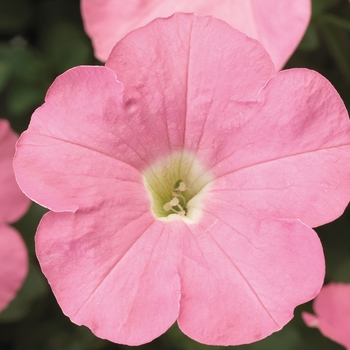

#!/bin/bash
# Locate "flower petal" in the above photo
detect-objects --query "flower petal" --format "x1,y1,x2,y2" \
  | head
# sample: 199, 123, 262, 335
36, 209, 182, 345
0, 120, 30, 223
302, 283, 350, 349
14, 66, 150, 212
106, 12, 275, 157
251, 0, 311, 69
208, 69, 350, 227
178, 216, 324, 345
81, 0, 311, 69
0, 225, 28, 311
82, 0, 261, 61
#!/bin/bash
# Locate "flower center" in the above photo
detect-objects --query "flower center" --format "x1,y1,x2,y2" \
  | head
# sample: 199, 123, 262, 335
143, 151, 213, 221
163, 180, 189, 216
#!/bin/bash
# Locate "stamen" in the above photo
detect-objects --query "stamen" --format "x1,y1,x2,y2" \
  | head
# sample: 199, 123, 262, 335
170, 197, 179, 206
165, 203, 185, 216
178, 182, 186, 191
170, 207, 185, 216
175, 202, 183, 210
163, 197, 180, 212
172, 191, 187, 205
163, 202, 173, 211
163, 181, 190, 216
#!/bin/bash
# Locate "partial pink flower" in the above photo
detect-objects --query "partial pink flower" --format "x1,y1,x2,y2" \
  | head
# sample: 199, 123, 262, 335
0, 120, 30, 224
302, 283, 350, 349
0, 225, 28, 311
0, 119, 29, 311
13, 14, 350, 345
81, 0, 311, 70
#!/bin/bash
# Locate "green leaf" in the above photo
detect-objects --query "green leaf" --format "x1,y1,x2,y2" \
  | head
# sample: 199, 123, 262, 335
6, 83, 45, 115
334, 257, 350, 282
0, 264, 48, 322
0, 59, 12, 92
0, 0, 31, 33
321, 13, 350, 31
40, 22, 93, 73
311, 0, 340, 17
298, 23, 320, 51
316, 16, 350, 81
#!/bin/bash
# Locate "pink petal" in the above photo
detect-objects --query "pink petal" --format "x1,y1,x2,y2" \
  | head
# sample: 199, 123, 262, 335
0, 225, 28, 311
81, 0, 311, 69
178, 216, 324, 345
251, 0, 311, 69
206, 69, 350, 228
35, 199, 324, 346
36, 209, 182, 345
0, 119, 30, 223
302, 312, 319, 328
14, 66, 151, 212
302, 283, 350, 349
106, 12, 275, 149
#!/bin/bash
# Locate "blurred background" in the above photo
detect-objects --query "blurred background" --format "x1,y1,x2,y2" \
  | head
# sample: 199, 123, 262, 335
0, 0, 349, 349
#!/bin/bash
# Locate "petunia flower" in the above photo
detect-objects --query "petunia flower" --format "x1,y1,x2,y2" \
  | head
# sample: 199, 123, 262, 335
80, 0, 311, 70
302, 283, 350, 349
0, 119, 29, 312
13, 14, 350, 346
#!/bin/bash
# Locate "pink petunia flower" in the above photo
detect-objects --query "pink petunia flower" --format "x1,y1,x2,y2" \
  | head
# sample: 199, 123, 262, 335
13, 14, 350, 346
81, 0, 311, 70
0, 119, 29, 312
302, 283, 350, 349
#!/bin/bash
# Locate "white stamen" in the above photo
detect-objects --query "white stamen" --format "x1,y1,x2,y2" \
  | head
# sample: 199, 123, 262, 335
176, 203, 185, 212
170, 197, 179, 206
163, 197, 180, 212
178, 182, 186, 191
172, 190, 187, 203
162, 182, 190, 216
163, 202, 173, 211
